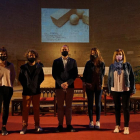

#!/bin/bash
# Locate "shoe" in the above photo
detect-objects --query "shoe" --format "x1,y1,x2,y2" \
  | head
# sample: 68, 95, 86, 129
89, 121, 94, 128
67, 125, 75, 132
20, 126, 27, 134
1, 127, 8, 136
124, 127, 129, 134
56, 125, 63, 133
95, 121, 100, 129
35, 126, 43, 132
113, 125, 121, 133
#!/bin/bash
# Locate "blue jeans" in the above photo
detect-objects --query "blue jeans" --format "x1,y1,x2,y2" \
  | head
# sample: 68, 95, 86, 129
86, 88, 102, 122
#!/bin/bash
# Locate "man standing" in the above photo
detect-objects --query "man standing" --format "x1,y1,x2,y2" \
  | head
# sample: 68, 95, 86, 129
52, 45, 78, 132
19, 49, 44, 134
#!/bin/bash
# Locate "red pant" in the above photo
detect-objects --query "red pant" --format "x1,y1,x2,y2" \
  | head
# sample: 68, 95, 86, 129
22, 94, 40, 127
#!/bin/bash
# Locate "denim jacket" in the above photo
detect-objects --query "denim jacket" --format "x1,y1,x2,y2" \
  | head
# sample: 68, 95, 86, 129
83, 60, 105, 85
108, 62, 136, 94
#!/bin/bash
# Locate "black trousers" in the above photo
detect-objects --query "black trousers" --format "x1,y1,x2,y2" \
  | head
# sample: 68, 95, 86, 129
112, 91, 130, 127
0, 86, 13, 125
86, 88, 102, 122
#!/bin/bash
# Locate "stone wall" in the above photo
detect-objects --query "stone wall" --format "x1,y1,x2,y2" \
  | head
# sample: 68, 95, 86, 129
0, 0, 140, 84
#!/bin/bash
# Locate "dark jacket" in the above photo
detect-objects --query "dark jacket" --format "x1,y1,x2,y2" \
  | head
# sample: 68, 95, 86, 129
19, 63, 44, 95
108, 62, 136, 94
83, 60, 105, 85
52, 57, 78, 89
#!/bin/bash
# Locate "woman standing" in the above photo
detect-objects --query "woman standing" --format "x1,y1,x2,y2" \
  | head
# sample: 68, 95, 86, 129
83, 48, 105, 129
0, 47, 16, 136
108, 49, 135, 134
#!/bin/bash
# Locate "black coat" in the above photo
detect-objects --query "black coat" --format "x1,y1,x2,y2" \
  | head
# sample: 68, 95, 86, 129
83, 60, 105, 85
19, 63, 44, 95
52, 57, 78, 89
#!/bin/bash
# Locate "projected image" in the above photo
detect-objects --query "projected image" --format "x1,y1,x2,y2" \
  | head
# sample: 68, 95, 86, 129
41, 8, 89, 42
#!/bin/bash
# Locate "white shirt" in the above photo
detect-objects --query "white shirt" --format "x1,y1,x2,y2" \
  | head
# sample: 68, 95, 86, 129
111, 70, 129, 92
62, 57, 68, 69
0, 63, 15, 87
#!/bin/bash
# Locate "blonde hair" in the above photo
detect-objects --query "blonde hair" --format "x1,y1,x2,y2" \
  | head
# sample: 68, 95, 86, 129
112, 49, 126, 63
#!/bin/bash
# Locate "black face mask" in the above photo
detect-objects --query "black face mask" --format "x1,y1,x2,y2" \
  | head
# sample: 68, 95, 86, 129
62, 51, 68, 57
0, 56, 7, 61
28, 58, 36, 63
90, 54, 98, 61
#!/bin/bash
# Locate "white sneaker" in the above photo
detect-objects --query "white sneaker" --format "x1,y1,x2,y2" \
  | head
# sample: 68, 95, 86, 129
1, 127, 8, 136
35, 126, 43, 132
124, 127, 129, 134
89, 121, 94, 128
113, 125, 121, 133
95, 121, 100, 129
20, 126, 27, 134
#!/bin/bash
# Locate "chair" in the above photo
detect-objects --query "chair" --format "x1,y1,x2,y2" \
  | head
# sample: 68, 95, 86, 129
72, 76, 88, 113
40, 88, 56, 116
11, 99, 23, 116
101, 86, 114, 115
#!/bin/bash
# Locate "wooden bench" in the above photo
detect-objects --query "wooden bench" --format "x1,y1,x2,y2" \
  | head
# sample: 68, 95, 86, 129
40, 87, 57, 116
130, 96, 140, 113
11, 88, 57, 116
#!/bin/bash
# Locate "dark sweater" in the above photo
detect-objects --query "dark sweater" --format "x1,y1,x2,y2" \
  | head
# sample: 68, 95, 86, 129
19, 63, 44, 95
83, 60, 105, 86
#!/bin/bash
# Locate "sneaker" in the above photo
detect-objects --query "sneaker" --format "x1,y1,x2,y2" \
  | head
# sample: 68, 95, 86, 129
56, 125, 63, 133
89, 121, 94, 128
95, 121, 100, 129
66, 125, 75, 132
20, 126, 27, 134
124, 127, 129, 134
1, 127, 8, 136
35, 126, 43, 132
113, 125, 121, 133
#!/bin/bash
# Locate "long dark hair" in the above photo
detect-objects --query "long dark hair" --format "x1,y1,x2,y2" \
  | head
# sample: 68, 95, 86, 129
90, 48, 104, 65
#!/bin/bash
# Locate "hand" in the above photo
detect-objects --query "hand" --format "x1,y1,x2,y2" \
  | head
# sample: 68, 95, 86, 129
61, 83, 65, 89
63, 82, 68, 89
109, 93, 113, 97
61, 82, 68, 90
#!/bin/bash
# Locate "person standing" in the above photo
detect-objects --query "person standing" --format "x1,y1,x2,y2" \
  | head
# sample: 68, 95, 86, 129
108, 49, 135, 134
19, 49, 44, 134
83, 48, 105, 129
37, 60, 44, 67
52, 45, 78, 132
0, 47, 16, 136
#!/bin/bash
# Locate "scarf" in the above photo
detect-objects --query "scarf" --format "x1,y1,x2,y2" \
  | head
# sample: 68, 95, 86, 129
113, 61, 123, 75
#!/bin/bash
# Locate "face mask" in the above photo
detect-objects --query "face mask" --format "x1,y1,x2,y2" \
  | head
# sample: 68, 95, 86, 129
116, 55, 122, 61
28, 58, 36, 63
0, 56, 7, 61
90, 54, 98, 61
62, 51, 68, 57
